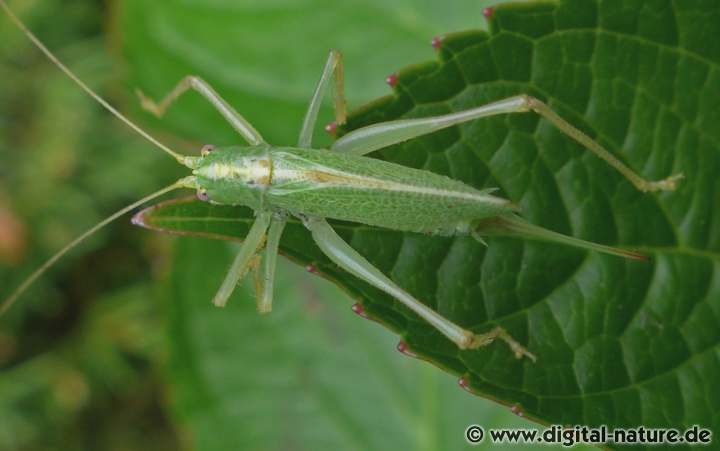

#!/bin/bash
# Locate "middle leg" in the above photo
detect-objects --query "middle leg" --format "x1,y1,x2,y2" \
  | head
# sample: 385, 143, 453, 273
298, 50, 347, 148
254, 212, 288, 313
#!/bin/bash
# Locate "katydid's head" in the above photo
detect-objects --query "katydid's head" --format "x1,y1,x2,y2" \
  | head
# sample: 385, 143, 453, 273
184, 144, 271, 209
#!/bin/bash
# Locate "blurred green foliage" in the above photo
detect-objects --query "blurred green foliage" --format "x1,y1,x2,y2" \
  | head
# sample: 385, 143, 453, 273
0, 0, 177, 448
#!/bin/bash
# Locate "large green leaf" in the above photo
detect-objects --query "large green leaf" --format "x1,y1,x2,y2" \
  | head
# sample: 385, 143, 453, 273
124, 0, 717, 448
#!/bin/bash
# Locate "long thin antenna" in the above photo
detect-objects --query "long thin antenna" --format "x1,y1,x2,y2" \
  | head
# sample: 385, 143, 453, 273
0, 180, 188, 317
0, 0, 186, 163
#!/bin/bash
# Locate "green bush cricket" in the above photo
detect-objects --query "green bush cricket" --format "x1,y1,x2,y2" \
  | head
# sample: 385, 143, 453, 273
0, 1, 683, 360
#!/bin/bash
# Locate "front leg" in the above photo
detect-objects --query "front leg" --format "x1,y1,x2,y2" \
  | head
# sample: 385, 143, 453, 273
302, 215, 535, 360
212, 210, 273, 307
137, 75, 266, 146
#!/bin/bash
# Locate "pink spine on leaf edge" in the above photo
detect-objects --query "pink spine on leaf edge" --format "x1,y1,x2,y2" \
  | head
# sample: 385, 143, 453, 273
483, 6, 495, 20
430, 35, 446, 51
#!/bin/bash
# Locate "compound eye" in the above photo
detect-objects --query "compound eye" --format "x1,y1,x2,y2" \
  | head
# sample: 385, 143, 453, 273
197, 188, 211, 201
201, 144, 215, 157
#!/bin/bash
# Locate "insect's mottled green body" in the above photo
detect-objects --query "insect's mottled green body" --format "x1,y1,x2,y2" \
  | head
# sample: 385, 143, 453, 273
194, 145, 518, 236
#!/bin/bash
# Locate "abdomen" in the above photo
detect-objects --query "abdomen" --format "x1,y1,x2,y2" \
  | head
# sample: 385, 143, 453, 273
265, 148, 517, 235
